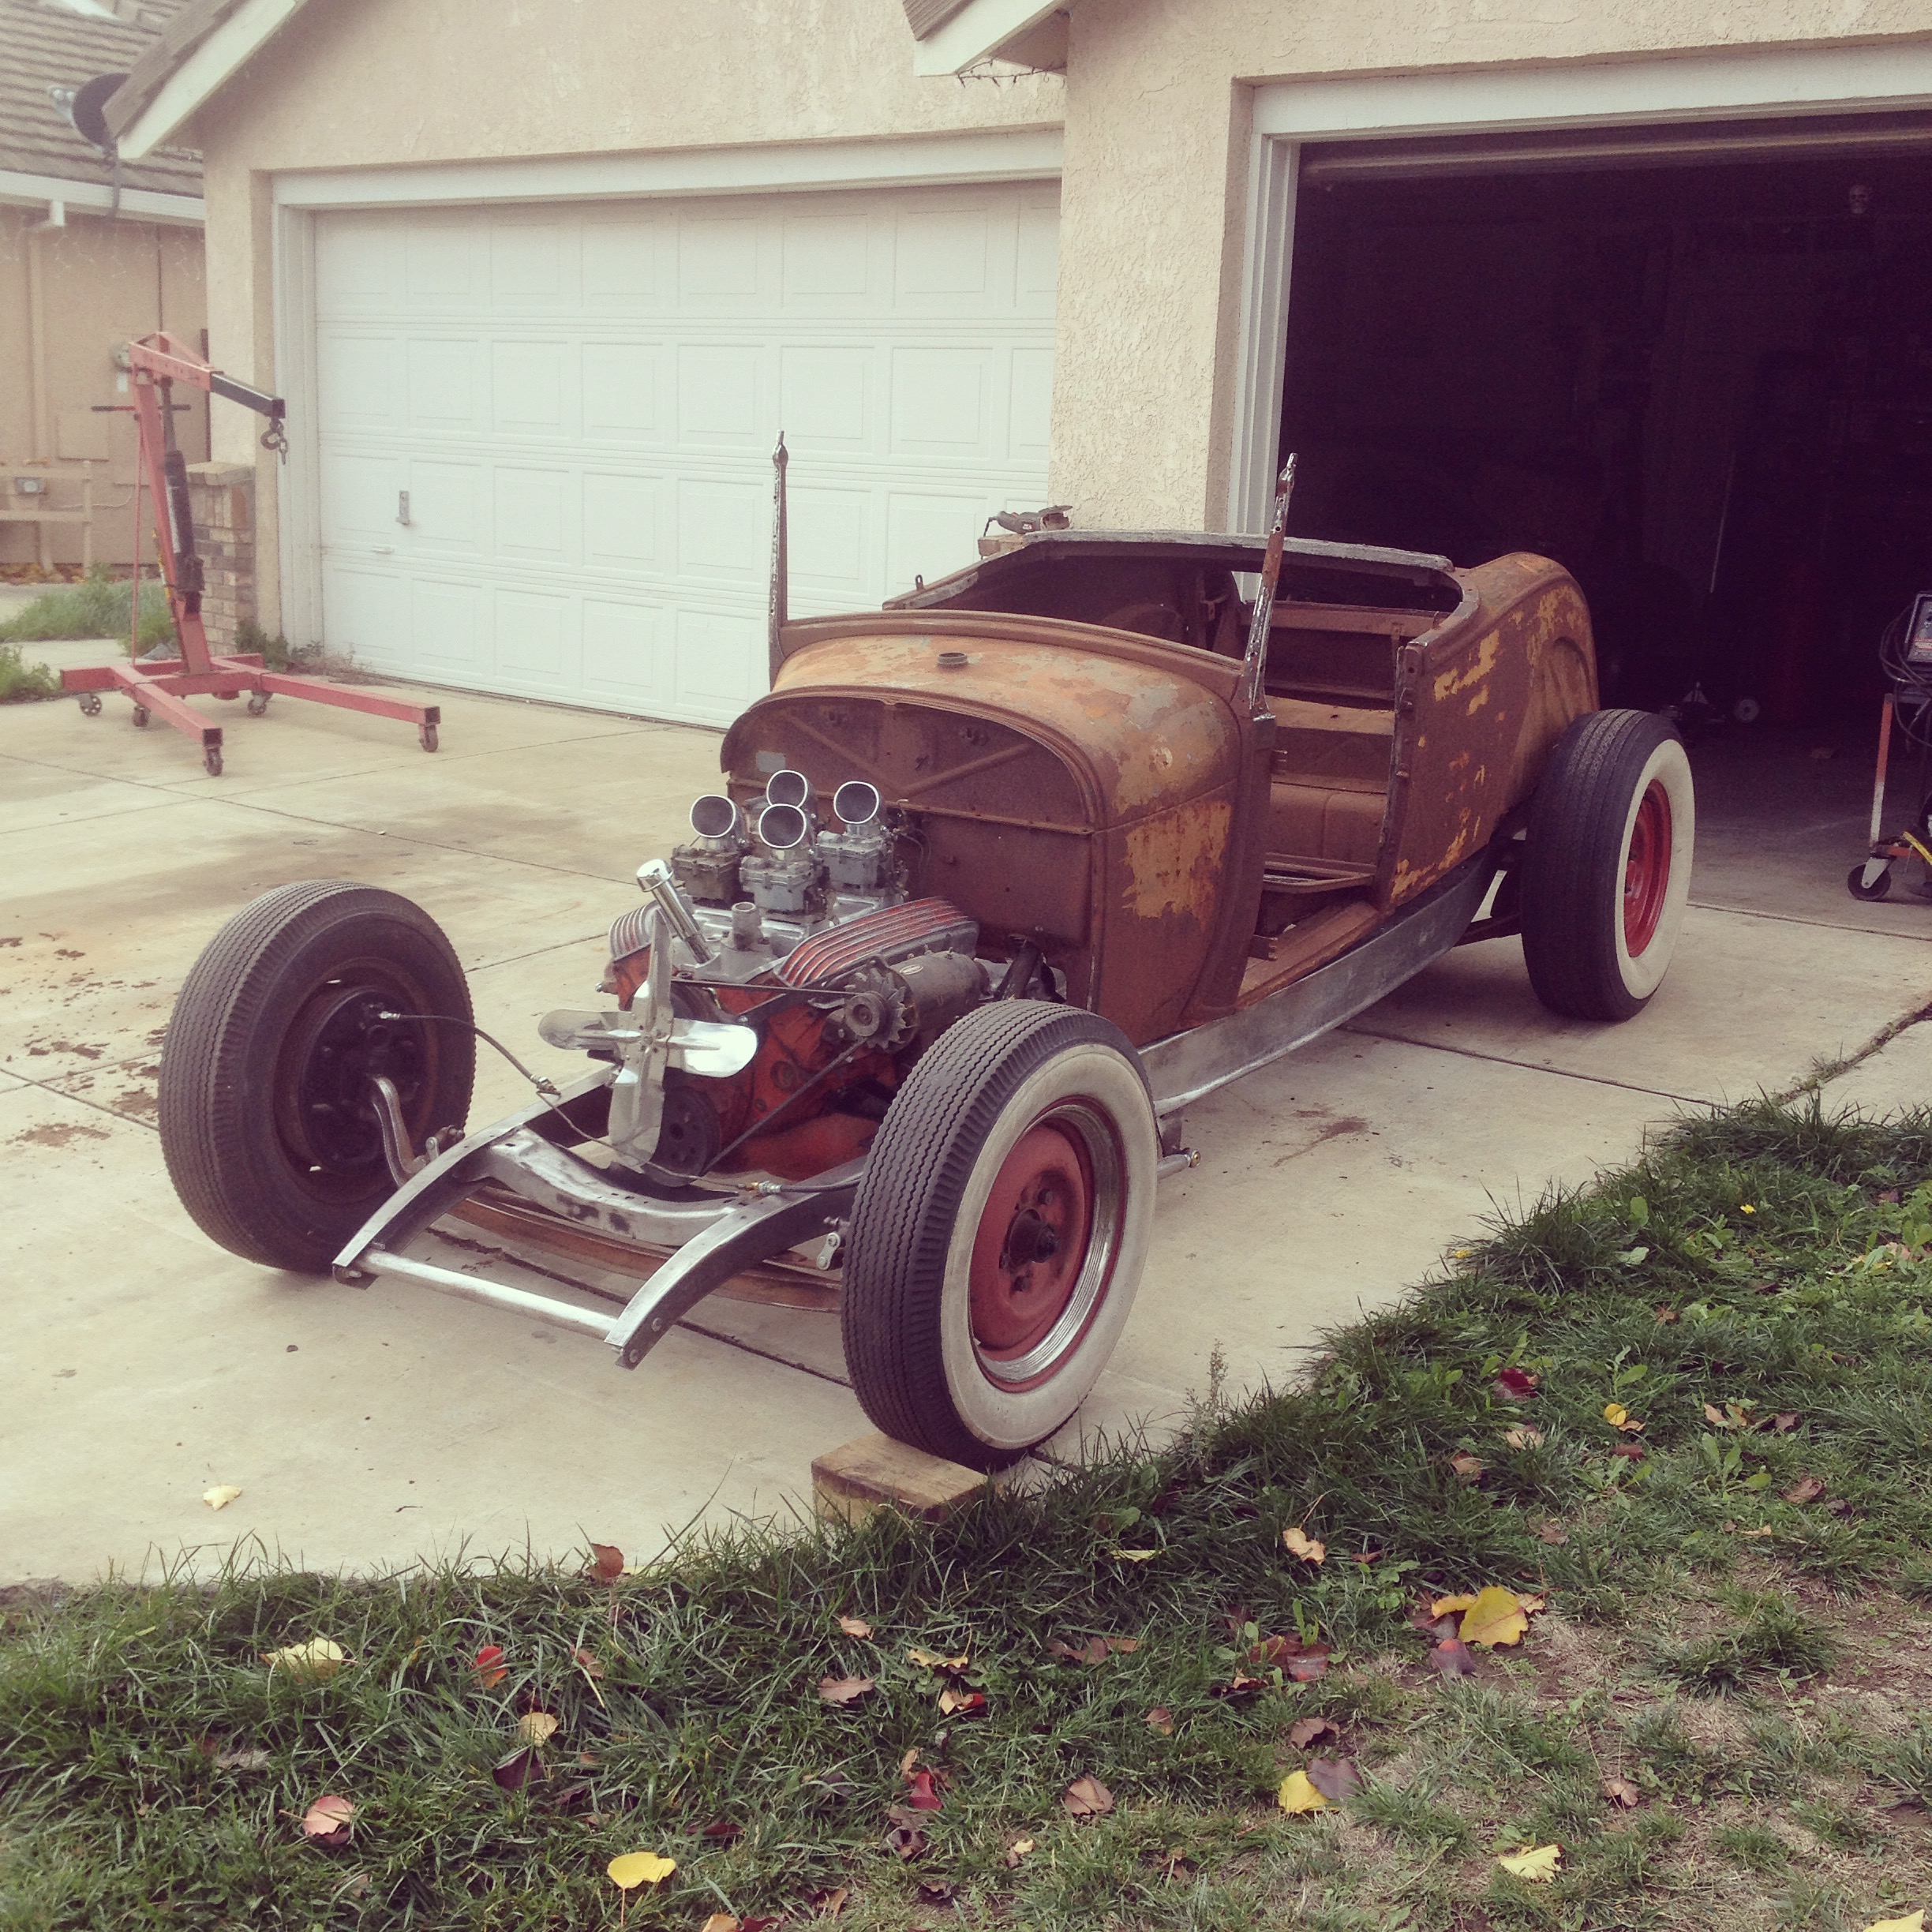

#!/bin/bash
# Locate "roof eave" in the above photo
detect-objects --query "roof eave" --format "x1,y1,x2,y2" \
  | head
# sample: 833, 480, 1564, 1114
111, 0, 301, 160
910, 0, 1064, 75
0, 165, 204, 224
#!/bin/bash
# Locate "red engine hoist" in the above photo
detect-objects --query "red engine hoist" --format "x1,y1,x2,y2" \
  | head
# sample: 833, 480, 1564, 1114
62, 331, 440, 776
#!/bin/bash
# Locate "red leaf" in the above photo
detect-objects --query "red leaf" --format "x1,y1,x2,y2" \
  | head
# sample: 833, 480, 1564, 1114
702, 1817, 742, 1841
572, 1646, 605, 1679
1430, 1639, 1478, 1679
1494, 1367, 1540, 1398
491, 1745, 545, 1791
1305, 1757, 1362, 1803
1781, 1474, 1826, 1505
903, 1769, 943, 1812
1609, 1441, 1648, 1461
1213, 1672, 1266, 1701
473, 1645, 508, 1689
300, 1794, 355, 1845
586, 1542, 624, 1583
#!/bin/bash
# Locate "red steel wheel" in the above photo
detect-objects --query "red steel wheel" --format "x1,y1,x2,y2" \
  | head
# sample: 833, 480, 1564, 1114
841, 1001, 1157, 1469
1623, 780, 1672, 956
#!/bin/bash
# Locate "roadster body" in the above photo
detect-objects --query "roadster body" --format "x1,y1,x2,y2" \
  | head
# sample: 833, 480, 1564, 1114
158, 521, 1694, 1469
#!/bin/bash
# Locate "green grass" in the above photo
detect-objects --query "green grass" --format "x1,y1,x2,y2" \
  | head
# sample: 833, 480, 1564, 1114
0, 641, 59, 703
6, 1095, 1932, 1929
0, 564, 175, 654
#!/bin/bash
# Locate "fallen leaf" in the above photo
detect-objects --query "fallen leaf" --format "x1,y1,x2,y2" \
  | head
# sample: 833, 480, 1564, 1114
1112, 1548, 1159, 1562
905, 1646, 969, 1672
883, 1822, 927, 1859
1286, 1653, 1329, 1683
300, 1794, 355, 1845
1003, 1835, 1035, 1868
701, 1817, 741, 1841
1305, 1757, 1361, 1803
1430, 1639, 1478, 1679
918, 1878, 957, 1904
1430, 1594, 1477, 1619
1288, 1717, 1338, 1749
1863, 1915, 1926, 1932
702, 1917, 739, 1932
1704, 1402, 1731, 1428
1050, 1633, 1137, 1664
1770, 1412, 1800, 1434
1782, 1475, 1827, 1505
1063, 1774, 1114, 1818
1503, 1426, 1545, 1450
1145, 1706, 1174, 1735
1605, 1403, 1646, 1433
1282, 1526, 1327, 1565
837, 1615, 873, 1639
214, 1747, 271, 1771
1518, 1594, 1547, 1616
586, 1543, 624, 1583
515, 1711, 559, 1747
809, 1885, 851, 1916
937, 1687, 985, 1717
263, 1638, 349, 1681
1213, 1672, 1267, 1701
492, 1745, 545, 1791
1610, 1442, 1648, 1461
202, 1485, 242, 1511
1534, 1521, 1570, 1545
1655, 1305, 1680, 1323
1460, 1587, 1530, 1649
1726, 1522, 1776, 1537
572, 1647, 605, 1679
1106, 1635, 1142, 1653
817, 1675, 874, 1706
903, 1768, 942, 1810
606, 1851, 676, 1889
1448, 1451, 1485, 1482
1603, 1776, 1642, 1808
1495, 1366, 1541, 1398
1277, 1769, 1328, 1813
472, 1645, 508, 1689
1498, 1844, 1561, 1881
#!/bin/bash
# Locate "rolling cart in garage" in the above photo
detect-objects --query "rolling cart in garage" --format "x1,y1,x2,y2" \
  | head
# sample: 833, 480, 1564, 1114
1849, 592, 1932, 901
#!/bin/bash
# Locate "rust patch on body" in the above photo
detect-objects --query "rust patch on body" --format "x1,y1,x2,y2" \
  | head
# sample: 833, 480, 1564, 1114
1121, 798, 1230, 926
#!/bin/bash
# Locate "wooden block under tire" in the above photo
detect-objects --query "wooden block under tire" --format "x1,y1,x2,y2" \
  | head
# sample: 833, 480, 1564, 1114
811, 1433, 1007, 1527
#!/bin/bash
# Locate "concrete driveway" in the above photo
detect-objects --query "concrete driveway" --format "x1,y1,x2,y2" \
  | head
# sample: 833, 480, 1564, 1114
4, 646, 1928, 1583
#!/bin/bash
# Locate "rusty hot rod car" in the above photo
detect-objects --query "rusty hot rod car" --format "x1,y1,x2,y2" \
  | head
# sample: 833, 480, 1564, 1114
157, 512, 1694, 1469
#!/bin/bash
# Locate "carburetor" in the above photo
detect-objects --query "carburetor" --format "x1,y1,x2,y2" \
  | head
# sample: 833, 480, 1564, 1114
668, 793, 747, 905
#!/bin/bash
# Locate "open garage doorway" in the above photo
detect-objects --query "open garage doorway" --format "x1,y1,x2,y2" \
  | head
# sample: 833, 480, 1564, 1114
1277, 125, 1932, 927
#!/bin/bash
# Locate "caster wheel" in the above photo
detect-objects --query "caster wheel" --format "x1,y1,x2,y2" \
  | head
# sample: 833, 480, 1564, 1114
246, 693, 270, 717
204, 746, 223, 777
131, 705, 150, 728
78, 693, 102, 717
1732, 695, 1762, 724
418, 723, 439, 753
1848, 863, 1892, 902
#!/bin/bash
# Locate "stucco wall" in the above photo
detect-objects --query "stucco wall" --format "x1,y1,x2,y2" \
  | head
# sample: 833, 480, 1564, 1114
1050, 0, 1932, 530
0, 208, 205, 567
186, 0, 1065, 631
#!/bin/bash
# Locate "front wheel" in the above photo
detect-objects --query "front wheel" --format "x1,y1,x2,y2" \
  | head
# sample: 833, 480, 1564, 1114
158, 882, 474, 1272
841, 1002, 1158, 1470
1521, 709, 1695, 1021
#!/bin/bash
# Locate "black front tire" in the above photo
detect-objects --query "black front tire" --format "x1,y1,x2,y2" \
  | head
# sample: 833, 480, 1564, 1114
841, 1002, 1157, 1470
1521, 709, 1694, 1022
158, 882, 474, 1272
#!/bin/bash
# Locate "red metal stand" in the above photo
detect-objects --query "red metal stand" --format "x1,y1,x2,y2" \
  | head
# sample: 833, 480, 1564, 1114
61, 332, 438, 776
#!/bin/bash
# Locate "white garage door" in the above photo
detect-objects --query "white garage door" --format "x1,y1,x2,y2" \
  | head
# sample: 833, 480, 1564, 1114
311, 182, 1059, 724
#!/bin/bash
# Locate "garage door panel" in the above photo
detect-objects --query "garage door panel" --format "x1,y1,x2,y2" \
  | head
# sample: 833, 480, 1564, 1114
582, 470, 665, 567
582, 596, 672, 706
493, 587, 578, 688
315, 182, 1057, 725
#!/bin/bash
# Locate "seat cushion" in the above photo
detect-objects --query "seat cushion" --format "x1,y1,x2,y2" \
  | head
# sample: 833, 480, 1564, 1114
1267, 781, 1385, 867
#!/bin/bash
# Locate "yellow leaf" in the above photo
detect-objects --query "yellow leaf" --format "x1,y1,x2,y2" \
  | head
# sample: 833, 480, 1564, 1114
1111, 1548, 1159, 1562
202, 1485, 243, 1511
1430, 1594, 1477, 1619
1503, 1427, 1544, 1450
1498, 1844, 1562, 1881
1459, 1587, 1530, 1649
606, 1851, 676, 1889
1277, 1769, 1329, 1814
1604, 1402, 1629, 1427
702, 1918, 740, 1932
515, 1711, 559, 1746
1282, 1527, 1327, 1565
1864, 1915, 1926, 1932
262, 1638, 348, 1680
906, 1647, 969, 1672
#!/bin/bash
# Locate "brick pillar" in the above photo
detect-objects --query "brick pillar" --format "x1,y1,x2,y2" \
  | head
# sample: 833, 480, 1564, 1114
186, 461, 255, 654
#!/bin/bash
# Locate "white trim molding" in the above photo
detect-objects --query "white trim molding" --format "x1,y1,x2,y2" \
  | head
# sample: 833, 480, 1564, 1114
272, 127, 1065, 212
911, 0, 1062, 76
1228, 39, 1932, 534
117, 0, 305, 161
0, 167, 204, 225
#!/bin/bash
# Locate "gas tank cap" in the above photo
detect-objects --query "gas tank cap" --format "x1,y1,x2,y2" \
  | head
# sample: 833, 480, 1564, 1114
937, 649, 968, 670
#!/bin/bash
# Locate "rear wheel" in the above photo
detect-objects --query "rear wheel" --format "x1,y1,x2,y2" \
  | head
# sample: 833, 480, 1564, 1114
158, 882, 474, 1272
1521, 710, 1694, 1021
841, 1002, 1158, 1470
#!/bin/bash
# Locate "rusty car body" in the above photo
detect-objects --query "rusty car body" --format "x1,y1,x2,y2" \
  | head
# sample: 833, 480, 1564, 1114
158, 504, 1694, 1470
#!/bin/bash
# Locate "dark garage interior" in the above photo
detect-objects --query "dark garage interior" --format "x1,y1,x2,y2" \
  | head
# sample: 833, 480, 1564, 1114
1278, 121, 1932, 915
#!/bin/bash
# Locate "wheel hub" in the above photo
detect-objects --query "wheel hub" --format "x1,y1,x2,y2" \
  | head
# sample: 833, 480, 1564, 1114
275, 976, 430, 1178
1623, 780, 1672, 956
969, 1122, 1093, 1358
